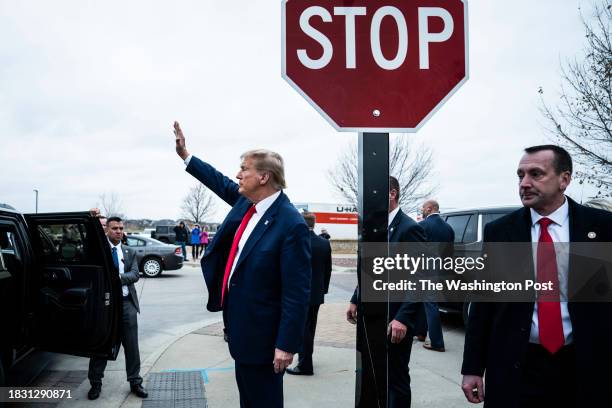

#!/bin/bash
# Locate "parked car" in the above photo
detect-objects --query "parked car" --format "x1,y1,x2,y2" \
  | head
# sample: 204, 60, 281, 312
150, 225, 176, 244
124, 235, 183, 277
0, 205, 123, 385
437, 205, 521, 323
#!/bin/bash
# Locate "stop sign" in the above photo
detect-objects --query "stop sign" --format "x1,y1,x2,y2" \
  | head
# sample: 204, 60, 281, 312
282, 0, 468, 132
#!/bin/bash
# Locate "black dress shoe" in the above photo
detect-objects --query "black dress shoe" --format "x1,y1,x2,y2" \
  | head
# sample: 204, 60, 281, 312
87, 384, 101, 400
130, 384, 148, 398
286, 366, 313, 376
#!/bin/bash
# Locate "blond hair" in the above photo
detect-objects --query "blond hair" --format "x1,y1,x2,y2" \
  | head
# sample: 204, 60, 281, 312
241, 149, 286, 190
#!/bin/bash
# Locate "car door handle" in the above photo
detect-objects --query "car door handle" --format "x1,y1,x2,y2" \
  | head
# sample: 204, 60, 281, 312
43, 267, 72, 282
59, 287, 90, 306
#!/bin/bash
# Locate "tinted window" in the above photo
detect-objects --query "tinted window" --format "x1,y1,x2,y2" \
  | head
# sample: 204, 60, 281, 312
36, 223, 89, 263
482, 212, 509, 229
0, 222, 23, 274
156, 226, 169, 234
445, 215, 471, 243
463, 215, 478, 243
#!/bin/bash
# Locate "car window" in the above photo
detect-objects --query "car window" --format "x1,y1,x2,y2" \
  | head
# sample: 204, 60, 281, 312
482, 212, 509, 228
445, 214, 471, 243
126, 237, 145, 247
156, 226, 168, 234
0, 223, 23, 275
35, 223, 89, 263
463, 215, 478, 243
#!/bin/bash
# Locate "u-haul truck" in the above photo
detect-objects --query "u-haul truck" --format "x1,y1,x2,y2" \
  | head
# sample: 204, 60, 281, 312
294, 203, 357, 240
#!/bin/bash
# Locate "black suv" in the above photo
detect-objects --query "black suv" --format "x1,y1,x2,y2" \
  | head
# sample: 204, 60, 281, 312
438, 205, 521, 322
150, 225, 176, 244
0, 204, 123, 385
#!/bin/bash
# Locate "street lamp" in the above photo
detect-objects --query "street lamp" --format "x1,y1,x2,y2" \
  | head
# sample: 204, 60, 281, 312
33, 189, 39, 213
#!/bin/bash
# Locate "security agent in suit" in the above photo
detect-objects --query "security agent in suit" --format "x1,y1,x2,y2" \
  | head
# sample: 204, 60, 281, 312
287, 212, 332, 376
415, 199, 454, 352
174, 122, 311, 408
88, 217, 147, 400
347, 176, 426, 408
461, 145, 612, 408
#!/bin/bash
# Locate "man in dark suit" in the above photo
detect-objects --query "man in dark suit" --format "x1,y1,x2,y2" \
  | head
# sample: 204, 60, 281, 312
287, 212, 332, 376
461, 145, 612, 407
174, 122, 311, 408
347, 176, 426, 407
415, 199, 454, 352
88, 216, 148, 400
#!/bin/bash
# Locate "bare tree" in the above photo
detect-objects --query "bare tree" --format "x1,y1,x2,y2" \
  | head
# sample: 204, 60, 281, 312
328, 136, 437, 213
97, 192, 125, 218
181, 183, 217, 224
540, 1, 612, 196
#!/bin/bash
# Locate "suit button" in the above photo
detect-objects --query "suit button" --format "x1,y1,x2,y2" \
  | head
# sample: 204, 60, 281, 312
514, 362, 521, 369
520, 327, 527, 332
230, 283, 237, 287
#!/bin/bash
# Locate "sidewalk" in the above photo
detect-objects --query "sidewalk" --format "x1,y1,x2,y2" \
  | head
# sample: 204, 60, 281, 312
135, 303, 355, 408
56, 257, 469, 407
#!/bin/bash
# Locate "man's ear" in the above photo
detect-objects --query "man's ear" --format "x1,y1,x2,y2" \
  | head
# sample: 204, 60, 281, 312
559, 171, 571, 192
259, 172, 270, 185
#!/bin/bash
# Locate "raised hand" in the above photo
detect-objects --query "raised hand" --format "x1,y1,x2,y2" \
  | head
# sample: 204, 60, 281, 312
173, 121, 190, 160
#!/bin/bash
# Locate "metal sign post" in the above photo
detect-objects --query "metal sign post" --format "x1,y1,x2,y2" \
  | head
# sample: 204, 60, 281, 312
356, 132, 389, 407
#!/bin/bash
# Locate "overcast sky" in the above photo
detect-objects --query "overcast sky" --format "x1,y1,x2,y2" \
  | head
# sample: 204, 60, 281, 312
0, 0, 599, 222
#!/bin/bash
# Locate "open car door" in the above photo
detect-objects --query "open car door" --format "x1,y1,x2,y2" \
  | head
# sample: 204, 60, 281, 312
23, 212, 122, 359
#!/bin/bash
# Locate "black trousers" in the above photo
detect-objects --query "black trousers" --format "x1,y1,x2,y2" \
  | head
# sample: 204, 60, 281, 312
235, 362, 284, 408
518, 344, 576, 408
296, 304, 320, 372
192, 244, 202, 259
388, 338, 413, 408
88, 297, 142, 386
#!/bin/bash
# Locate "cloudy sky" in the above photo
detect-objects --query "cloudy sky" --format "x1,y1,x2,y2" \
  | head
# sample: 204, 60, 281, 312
0, 0, 598, 221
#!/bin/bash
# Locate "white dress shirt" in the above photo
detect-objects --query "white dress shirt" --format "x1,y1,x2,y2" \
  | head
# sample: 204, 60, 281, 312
229, 191, 281, 282
528, 197, 572, 344
109, 240, 129, 297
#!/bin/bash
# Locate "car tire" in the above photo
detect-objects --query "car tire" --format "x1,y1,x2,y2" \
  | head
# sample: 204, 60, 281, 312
159, 238, 170, 244
142, 257, 163, 278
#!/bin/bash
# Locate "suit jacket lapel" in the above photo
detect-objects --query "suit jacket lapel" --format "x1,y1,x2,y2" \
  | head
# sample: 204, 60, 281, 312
388, 209, 402, 242
233, 192, 286, 272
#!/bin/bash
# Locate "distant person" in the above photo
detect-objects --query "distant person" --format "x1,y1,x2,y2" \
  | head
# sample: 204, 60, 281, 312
200, 227, 210, 252
347, 176, 426, 408
461, 145, 612, 407
319, 228, 331, 240
88, 217, 147, 400
287, 212, 332, 376
173, 221, 188, 261
174, 121, 311, 407
191, 224, 202, 260
414, 199, 454, 352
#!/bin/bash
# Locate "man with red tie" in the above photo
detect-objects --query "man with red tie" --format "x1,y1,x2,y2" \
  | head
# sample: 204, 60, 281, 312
461, 145, 612, 407
173, 122, 311, 408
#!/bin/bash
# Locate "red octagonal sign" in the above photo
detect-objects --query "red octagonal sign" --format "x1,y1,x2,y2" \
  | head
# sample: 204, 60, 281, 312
282, 0, 468, 132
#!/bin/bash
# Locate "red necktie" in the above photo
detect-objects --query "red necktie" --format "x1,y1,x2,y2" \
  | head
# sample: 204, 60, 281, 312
536, 217, 564, 354
221, 204, 256, 306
